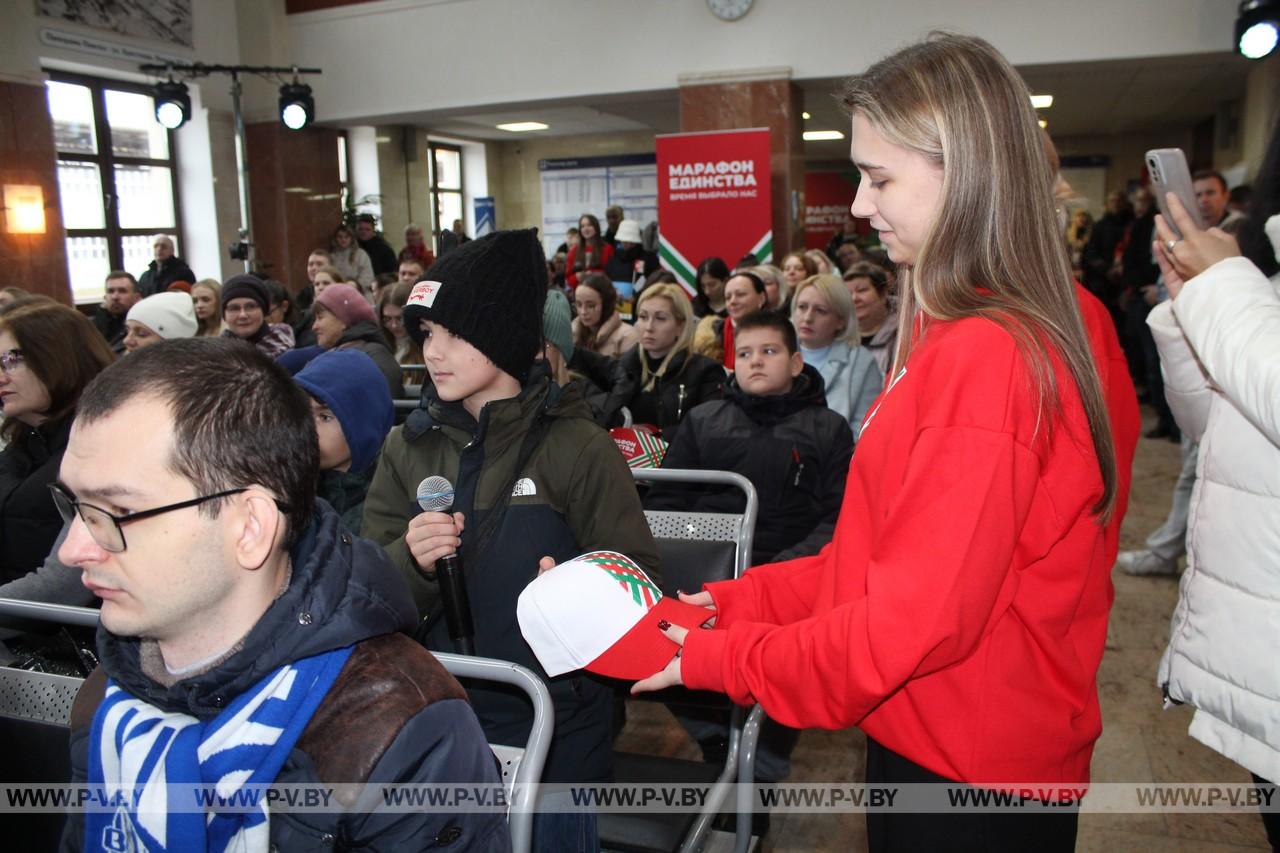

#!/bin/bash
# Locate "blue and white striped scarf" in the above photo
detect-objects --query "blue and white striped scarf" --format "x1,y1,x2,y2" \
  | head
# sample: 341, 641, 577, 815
85, 645, 353, 853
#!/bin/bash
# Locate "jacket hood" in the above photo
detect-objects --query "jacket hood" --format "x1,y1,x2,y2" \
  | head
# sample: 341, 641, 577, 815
337, 320, 387, 348
95, 500, 418, 718
725, 362, 828, 425
294, 349, 394, 473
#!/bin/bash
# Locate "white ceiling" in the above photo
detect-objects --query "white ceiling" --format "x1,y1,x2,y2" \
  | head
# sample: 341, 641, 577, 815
352, 51, 1256, 165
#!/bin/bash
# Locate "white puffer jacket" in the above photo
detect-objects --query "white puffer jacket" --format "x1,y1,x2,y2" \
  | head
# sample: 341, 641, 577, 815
1150, 215, 1280, 783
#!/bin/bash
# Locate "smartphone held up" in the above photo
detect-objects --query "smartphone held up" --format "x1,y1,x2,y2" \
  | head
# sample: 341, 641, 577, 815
1145, 148, 1207, 239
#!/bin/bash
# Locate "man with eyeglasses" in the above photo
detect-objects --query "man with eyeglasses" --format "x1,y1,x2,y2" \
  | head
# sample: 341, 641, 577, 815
56, 337, 508, 852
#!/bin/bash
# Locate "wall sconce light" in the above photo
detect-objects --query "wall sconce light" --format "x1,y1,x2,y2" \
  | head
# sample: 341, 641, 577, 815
3, 185, 46, 234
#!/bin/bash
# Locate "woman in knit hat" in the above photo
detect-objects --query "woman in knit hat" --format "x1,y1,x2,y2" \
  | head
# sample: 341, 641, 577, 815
312, 283, 405, 398
220, 274, 295, 358
361, 228, 659, 852
122, 292, 199, 352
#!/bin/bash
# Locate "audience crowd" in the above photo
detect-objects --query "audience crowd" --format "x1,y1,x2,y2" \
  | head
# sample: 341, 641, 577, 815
1, 31, 1277, 852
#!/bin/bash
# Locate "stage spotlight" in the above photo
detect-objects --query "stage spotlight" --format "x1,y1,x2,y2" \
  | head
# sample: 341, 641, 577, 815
154, 79, 190, 129
279, 82, 315, 130
1236, 0, 1280, 59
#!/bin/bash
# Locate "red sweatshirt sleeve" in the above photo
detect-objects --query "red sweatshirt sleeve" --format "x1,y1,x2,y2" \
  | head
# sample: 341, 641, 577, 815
704, 552, 827, 629
682, 424, 1042, 729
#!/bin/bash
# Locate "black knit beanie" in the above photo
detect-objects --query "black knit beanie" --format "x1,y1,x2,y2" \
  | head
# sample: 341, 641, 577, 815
403, 228, 546, 382
221, 274, 269, 315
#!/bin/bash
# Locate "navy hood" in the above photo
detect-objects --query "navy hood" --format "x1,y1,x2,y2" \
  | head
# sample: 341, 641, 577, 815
294, 349, 394, 472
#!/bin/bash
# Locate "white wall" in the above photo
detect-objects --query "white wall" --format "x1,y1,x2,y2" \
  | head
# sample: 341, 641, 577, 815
288, 0, 1241, 123
347, 125, 382, 215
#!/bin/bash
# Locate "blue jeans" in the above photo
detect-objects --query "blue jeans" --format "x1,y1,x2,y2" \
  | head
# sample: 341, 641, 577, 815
533, 796, 598, 853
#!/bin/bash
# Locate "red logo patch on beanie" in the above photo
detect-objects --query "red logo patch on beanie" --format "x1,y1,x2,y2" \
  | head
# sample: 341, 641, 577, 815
408, 280, 443, 308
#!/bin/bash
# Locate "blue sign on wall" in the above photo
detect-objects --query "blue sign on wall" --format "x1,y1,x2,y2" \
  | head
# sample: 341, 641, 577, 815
475, 197, 495, 237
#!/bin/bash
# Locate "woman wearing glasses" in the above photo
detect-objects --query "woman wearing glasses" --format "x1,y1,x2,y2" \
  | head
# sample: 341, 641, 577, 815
0, 300, 114, 582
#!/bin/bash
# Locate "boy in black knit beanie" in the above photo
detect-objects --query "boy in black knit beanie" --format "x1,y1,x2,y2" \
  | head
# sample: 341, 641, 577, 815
361, 229, 659, 852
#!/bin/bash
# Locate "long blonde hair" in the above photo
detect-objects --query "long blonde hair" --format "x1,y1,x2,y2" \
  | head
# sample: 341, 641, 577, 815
840, 32, 1116, 518
635, 283, 695, 391
792, 274, 858, 346
192, 278, 222, 337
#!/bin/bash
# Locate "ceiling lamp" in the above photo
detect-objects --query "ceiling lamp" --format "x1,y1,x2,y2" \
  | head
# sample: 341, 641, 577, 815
496, 121, 549, 132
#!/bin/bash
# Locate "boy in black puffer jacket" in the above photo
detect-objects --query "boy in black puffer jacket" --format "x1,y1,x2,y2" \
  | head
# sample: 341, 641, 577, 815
644, 310, 853, 801
645, 310, 853, 565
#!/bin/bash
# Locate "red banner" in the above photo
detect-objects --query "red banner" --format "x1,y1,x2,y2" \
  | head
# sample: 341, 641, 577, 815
656, 129, 772, 295
804, 171, 858, 250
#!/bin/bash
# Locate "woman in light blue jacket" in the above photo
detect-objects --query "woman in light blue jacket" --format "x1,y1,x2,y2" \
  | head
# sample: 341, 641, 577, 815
791, 274, 883, 435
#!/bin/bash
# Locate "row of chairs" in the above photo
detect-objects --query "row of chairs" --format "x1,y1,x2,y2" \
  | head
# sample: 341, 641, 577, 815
0, 469, 765, 853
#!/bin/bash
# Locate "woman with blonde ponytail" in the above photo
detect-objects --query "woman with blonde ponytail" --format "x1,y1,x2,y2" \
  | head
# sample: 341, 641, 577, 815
632, 33, 1136, 851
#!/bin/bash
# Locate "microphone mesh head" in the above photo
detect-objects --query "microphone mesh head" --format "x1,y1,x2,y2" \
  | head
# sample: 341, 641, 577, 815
417, 475, 455, 512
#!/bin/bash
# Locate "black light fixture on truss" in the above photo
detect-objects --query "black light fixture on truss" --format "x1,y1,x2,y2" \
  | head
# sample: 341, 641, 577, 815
1235, 0, 1280, 59
279, 80, 315, 131
153, 78, 191, 129
140, 62, 322, 272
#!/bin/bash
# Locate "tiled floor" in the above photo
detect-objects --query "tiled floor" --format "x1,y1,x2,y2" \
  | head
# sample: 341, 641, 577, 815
614, 411, 1274, 851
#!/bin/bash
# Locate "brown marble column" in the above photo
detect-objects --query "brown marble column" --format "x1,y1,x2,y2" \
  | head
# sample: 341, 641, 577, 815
0, 80, 71, 303
678, 75, 805, 259
245, 123, 343, 292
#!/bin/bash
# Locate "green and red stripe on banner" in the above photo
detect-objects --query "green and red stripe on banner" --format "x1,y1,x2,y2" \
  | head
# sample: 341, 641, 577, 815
655, 128, 773, 297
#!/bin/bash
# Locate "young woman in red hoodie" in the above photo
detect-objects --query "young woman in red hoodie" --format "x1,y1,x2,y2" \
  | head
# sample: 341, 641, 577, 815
634, 33, 1124, 851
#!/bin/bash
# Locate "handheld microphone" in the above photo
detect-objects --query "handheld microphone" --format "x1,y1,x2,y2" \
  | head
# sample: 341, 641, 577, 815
416, 475, 475, 656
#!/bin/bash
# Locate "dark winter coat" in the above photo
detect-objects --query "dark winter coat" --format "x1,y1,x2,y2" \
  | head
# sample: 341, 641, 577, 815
62, 500, 509, 852
603, 244, 658, 284
89, 310, 127, 354
0, 416, 72, 583
137, 255, 195, 297
335, 321, 406, 398
358, 233, 399, 277
318, 464, 376, 536
645, 364, 853, 565
361, 364, 660, 783
603, 347, 725, 441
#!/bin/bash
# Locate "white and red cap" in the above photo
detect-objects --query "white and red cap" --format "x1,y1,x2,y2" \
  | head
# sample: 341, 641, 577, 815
517, 551, 710, 680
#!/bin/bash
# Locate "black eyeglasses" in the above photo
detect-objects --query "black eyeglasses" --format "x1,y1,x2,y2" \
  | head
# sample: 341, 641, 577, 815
48, 483, 248, 553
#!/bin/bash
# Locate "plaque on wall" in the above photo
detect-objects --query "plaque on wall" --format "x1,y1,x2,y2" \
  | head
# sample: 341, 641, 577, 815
36, 0, 194, 49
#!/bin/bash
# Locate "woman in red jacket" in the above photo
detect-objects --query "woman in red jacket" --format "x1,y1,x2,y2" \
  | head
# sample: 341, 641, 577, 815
634, 33, 1122, 852
566, 213, 613, 290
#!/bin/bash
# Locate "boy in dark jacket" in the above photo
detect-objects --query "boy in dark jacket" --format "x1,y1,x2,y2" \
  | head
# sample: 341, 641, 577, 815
645, 311, 853, 799
361, 229, 659, 853
294, 349, 394, 535
646, 311, 854, 565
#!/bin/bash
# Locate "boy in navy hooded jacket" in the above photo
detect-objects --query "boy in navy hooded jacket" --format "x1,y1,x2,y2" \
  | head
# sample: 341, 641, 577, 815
294, 349, 395, 533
